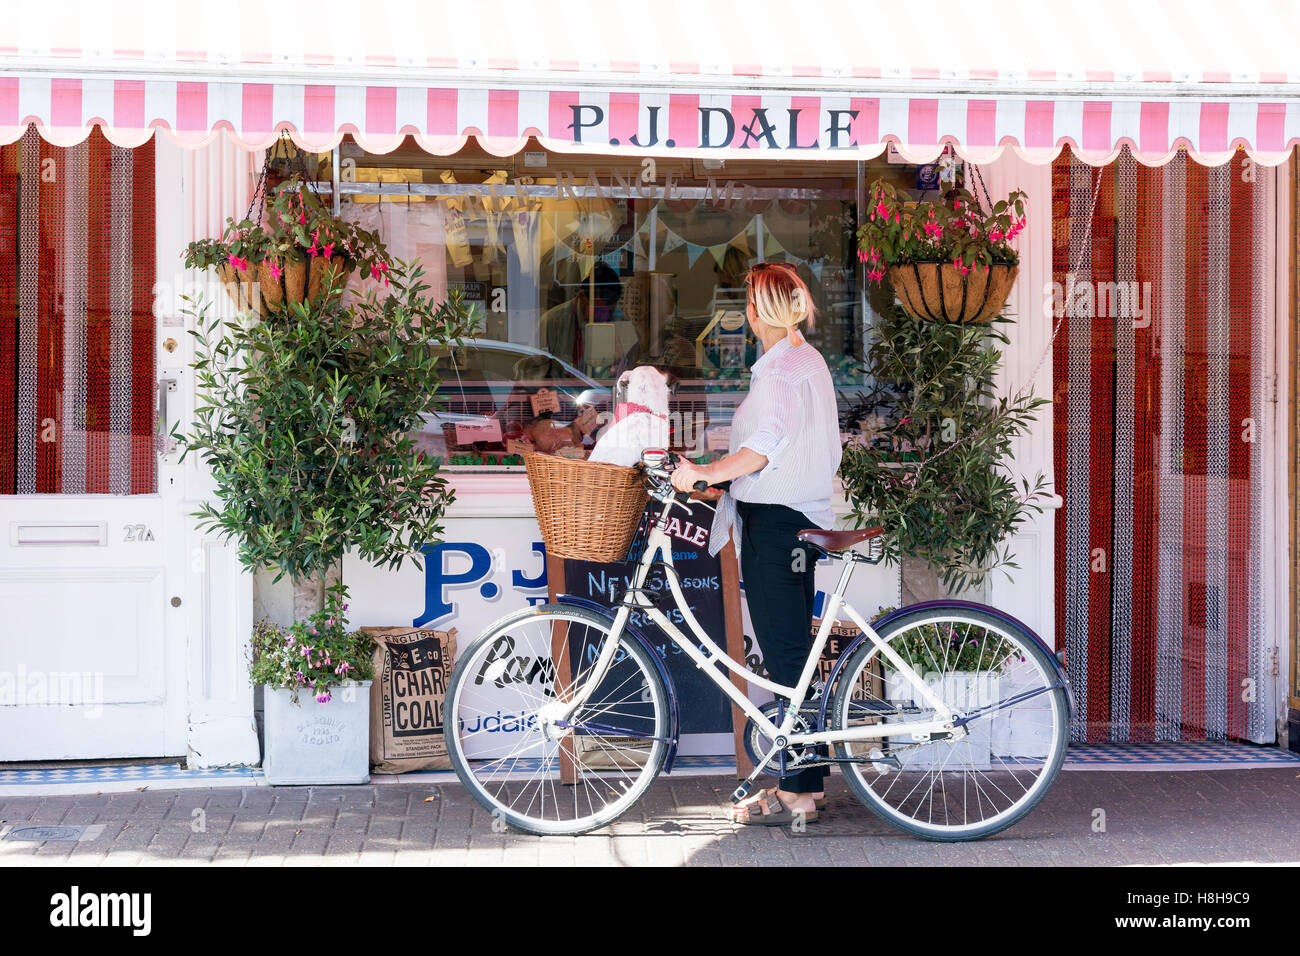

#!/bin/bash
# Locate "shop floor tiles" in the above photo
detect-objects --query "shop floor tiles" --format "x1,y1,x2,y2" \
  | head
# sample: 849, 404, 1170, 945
1, 742, 1296, 796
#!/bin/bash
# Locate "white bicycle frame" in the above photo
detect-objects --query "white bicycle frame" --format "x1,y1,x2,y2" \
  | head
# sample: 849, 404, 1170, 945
547, 486, 964, 770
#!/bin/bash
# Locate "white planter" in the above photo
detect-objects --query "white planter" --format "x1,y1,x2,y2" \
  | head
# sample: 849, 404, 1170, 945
884, 670, 997, 771
263, 681, 372, 785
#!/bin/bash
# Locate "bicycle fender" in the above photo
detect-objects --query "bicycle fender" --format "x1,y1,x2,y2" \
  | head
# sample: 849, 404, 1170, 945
817, 599, 1076, 730
554, 594, 682, 773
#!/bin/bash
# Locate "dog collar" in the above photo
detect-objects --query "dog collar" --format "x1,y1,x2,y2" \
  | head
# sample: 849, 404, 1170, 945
614, 401, 669, 424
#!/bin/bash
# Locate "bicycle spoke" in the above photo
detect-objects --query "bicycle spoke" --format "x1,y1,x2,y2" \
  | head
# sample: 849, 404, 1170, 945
833, 607, 1068, 840
446, 608, 668, 835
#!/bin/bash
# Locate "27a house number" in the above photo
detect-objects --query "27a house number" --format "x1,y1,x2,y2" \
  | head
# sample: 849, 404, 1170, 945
123, 524, 155, 542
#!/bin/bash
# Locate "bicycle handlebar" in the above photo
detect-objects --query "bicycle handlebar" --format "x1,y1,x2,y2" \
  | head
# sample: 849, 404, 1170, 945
673, 480, 710, 504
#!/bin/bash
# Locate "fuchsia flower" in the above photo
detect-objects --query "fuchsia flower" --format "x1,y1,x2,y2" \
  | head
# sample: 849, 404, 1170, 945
266, 260, 283, 281
228, 254, 249, 272
322, 242, 335, 259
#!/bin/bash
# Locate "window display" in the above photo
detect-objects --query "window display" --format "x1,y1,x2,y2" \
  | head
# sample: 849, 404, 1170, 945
326, 137, 940, 469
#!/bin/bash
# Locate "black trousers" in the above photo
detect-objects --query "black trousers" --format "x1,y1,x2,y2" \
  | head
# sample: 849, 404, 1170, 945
738, 501, 831, 795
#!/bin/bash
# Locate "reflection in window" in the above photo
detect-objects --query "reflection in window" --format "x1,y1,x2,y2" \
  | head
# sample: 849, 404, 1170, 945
333, 141, 937, 469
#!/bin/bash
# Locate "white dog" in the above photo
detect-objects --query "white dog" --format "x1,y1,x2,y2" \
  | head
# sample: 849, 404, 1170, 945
587, 366, 672, 468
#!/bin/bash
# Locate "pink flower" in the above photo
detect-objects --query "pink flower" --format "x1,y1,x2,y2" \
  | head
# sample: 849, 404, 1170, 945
267, 260, 283, 281
875, 201, 888, 219
299, 214, 307, 225
228, 254, 249, 272
322, 242, 335, 259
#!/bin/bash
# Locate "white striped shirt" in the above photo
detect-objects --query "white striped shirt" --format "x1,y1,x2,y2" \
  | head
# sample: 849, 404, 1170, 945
708, 336, 843, 556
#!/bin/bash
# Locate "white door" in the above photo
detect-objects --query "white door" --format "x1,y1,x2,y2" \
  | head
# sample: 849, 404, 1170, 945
0, 129, 187, 759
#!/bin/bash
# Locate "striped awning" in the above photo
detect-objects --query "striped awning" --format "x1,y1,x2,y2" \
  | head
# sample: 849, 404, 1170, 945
6, 0, 1300, 166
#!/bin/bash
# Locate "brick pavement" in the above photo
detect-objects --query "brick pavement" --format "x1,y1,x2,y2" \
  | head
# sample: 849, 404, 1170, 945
1, 769, 1298, 866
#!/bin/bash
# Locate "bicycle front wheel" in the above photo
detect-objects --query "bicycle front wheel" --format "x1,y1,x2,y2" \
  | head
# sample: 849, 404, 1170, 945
829, 603, 1069, 842
445, 604, 670, 836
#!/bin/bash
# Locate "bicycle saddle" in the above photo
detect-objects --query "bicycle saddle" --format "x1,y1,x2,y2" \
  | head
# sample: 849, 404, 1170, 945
796, 527, 884, 551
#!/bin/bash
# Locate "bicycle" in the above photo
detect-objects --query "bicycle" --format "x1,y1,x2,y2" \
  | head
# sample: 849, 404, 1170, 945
445, 449, 1074, 840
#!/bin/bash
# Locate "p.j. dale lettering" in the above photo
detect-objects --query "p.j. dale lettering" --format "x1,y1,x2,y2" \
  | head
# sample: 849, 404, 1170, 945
458, 710, 540, 734
566, 104, 861, 150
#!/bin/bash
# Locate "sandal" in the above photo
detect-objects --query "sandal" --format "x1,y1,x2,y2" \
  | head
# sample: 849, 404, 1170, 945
732, 789, 819, 827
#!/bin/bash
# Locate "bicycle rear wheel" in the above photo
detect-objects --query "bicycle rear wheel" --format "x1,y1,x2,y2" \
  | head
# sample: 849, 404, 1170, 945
829, 603, 1069, 841
445, 604, 670, 836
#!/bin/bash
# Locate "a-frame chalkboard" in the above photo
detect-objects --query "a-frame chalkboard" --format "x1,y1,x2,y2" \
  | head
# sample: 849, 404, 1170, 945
545, 494, 753, 782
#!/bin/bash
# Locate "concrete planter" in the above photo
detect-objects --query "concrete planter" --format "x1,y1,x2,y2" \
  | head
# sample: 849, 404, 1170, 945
263, 681, 372, 785
885, 670, 997, 771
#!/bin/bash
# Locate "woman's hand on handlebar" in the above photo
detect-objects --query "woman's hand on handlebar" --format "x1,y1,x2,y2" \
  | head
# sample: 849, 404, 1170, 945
670, 461, 712, 494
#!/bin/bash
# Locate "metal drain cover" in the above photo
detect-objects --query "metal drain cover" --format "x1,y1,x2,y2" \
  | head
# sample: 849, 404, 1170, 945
4, 825, 86, 842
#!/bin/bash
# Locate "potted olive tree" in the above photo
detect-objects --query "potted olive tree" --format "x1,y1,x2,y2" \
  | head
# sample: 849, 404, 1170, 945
840, 299, 1049, 598
180, 190, 476, 782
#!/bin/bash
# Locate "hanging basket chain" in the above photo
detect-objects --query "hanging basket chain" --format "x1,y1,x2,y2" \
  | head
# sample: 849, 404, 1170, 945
244, 134, 314, 226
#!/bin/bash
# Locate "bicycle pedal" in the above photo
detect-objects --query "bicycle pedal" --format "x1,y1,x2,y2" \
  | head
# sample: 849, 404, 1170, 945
731, 782, 754, 803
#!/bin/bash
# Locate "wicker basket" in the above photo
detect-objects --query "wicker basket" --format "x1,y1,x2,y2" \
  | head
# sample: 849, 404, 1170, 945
888, 261, 1018, 324
523, 452, 649, 562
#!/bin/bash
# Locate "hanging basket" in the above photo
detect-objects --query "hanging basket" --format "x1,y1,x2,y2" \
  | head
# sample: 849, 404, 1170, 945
259, 256, 352, 313
215, 262, 261, 313
888, 261, 1019, 325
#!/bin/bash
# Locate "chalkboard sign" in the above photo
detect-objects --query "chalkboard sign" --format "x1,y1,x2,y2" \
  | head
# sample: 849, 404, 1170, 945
561, 499, 733, 735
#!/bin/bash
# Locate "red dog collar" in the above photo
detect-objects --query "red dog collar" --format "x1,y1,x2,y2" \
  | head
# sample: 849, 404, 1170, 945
614, 402, 669, 424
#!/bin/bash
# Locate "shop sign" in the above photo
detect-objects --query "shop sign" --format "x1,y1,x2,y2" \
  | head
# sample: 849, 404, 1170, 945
564, 103, 864, 151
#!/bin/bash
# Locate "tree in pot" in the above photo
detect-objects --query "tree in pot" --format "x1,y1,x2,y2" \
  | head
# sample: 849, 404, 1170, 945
839, 301, 1050, 598
178, 260, 477, 782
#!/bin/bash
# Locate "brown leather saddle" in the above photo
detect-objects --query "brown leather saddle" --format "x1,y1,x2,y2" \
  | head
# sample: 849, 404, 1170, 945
795, 526, 884, 555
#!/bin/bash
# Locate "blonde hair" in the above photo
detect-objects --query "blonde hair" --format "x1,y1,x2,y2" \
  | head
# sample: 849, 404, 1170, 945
744, 262, 817, 346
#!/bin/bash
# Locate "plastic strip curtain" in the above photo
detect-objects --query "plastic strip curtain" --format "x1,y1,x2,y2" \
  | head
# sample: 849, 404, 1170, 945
1052, 145, 1270, 743
0, 127, 155, 495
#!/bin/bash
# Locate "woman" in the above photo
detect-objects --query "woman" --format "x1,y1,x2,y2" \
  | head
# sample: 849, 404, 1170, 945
672, 261, 843, 826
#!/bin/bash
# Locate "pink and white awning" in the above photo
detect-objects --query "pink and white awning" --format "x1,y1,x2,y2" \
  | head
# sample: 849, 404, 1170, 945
6, 0, 1300, 166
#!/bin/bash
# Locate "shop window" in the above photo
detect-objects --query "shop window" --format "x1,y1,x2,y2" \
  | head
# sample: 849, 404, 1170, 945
328, 136, 938, 470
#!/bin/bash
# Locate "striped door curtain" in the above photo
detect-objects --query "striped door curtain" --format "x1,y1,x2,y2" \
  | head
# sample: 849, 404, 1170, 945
1052, 145, 1271, 744
0, 126, 156, 495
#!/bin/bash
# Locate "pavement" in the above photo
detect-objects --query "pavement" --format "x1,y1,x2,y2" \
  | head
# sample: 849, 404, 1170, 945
2, 768, 1299, 866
